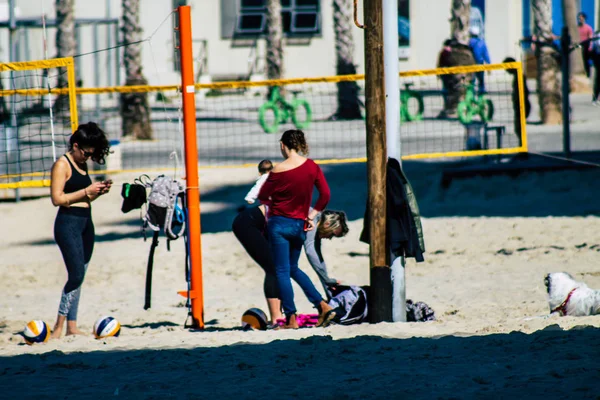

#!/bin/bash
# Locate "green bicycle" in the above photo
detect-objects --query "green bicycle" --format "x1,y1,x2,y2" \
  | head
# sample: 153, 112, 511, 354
258, 87, 312, 134
457, 82, 494, 125
400, 82, 425, 122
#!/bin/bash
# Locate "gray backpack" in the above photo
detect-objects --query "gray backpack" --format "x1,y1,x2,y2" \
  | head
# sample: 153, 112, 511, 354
143, 175, 186, 241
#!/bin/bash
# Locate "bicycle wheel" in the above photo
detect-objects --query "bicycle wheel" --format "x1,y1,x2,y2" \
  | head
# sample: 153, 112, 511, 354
291, 99, 312, 130
258, 102, 281, 134
457, 101, 474, 124
403, 92, 425, 122
479, 99, 494, 122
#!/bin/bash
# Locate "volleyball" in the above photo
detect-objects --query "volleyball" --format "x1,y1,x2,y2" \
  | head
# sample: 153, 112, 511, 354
93, 316, 121, 339
241, 308, 268, 331
23, 320, 51, 345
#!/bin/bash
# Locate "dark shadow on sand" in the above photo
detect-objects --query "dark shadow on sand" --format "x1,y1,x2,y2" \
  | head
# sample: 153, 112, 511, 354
191, 152, 600, 234
1, 325, 598, 399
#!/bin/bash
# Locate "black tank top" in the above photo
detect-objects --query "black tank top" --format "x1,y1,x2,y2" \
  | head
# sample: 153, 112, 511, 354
63, 154, 92, 194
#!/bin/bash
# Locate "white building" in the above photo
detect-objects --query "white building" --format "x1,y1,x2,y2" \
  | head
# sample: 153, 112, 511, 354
0, 0, 597, 88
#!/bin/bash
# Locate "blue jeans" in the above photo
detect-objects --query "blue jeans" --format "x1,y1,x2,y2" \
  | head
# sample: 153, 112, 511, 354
267, 215, 323, 316
473, 71, 486, 94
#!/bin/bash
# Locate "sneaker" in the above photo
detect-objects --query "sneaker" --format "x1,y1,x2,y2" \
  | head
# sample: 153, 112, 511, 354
592, 100, 600, 106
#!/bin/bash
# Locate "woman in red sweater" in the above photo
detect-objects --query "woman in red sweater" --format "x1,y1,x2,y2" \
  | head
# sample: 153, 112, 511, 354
258, 129, 335, 329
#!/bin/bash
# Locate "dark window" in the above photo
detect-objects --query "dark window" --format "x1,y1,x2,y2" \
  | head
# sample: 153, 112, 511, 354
234, 0, 320, 36
292, 12, 319, 33
237, 13, 267, 33
240, 0, 266, 9
398, 0, 409, 47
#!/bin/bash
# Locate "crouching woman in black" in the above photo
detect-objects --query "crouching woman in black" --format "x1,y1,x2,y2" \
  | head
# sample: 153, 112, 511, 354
49, 122, 111, 338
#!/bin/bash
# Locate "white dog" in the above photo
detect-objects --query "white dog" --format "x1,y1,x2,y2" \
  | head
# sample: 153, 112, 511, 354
544, 272, 600, 316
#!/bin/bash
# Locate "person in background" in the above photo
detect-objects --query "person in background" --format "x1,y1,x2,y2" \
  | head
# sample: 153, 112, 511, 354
257, 129, 334, 329
469, 25, 491, 94
577, 12, 594, 78
244, 159, 273, 204
437, 39, 454, 112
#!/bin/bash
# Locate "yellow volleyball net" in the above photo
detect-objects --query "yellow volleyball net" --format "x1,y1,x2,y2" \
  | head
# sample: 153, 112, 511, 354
1, 61, 528, 189
0, 57, 78, 189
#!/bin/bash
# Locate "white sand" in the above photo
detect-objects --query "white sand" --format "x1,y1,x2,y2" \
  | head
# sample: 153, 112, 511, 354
0, 163, 599, 398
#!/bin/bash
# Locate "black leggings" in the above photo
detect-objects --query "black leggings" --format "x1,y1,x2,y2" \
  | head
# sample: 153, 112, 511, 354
54, 206, 95, 319
232, 206, 280, 299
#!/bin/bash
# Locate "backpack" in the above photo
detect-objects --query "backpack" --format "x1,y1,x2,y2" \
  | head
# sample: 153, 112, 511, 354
328, 285, 369, 325
143, 174, 186, 242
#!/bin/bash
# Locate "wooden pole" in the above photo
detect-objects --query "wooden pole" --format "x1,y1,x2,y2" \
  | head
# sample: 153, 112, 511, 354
178, 5, 204, 329
363, 0, 391, 323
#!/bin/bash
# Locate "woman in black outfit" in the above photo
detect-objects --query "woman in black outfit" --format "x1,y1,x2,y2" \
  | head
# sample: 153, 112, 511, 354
49, 122, 111, 338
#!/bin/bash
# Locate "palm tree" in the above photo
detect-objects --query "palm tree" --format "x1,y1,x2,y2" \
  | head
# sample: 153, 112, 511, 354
561, 0, 584, 75
54, 0, 76, 115
330, 0, 362, 120
532, 0, 562, 124
440, 0, 476, 118
265, 0, 283, 97
120, 0, 153, 140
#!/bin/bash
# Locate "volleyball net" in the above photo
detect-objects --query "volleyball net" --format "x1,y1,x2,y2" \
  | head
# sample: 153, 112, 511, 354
0, 57, 78, 189
0, 61, 528, 189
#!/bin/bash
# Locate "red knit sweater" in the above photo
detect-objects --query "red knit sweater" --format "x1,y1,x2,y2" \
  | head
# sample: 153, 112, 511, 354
257, 159, 330, 220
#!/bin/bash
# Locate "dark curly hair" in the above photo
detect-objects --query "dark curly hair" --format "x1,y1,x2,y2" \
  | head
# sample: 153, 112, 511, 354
69, 122, 111, 165
280, 129, 309, 156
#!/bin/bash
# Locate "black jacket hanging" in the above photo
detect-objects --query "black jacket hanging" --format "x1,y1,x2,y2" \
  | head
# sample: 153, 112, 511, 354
360, 158, 425, 262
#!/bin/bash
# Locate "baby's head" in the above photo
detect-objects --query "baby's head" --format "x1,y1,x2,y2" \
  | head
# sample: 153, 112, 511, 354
258, 159, 273, 175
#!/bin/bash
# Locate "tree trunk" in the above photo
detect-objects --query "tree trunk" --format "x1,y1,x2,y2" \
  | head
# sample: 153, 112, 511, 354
266, 0, 284, 80
562, 0, 584, 75
265, 0, 284, 98
54, 0, 76, 115
331, 0, 362, 120
533, 0, 562, 124
441, 0, 475, 117
120, 0, 153, 140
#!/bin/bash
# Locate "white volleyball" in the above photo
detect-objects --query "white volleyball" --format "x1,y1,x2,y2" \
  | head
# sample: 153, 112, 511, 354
23, 320, 51, 345
93, 316, 121, 339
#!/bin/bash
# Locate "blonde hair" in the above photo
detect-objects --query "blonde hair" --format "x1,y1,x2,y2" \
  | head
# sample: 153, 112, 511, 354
317, 210, 349, 237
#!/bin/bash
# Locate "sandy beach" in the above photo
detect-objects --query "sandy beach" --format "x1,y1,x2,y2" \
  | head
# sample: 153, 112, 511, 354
1, 160, 599, 399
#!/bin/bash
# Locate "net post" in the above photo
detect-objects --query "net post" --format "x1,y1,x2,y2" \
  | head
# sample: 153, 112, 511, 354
383, 0, 405, 322
363, 0, 391, 323
66, 57, 79, 131
178, 5, 204, 330
516, 62, 528, 152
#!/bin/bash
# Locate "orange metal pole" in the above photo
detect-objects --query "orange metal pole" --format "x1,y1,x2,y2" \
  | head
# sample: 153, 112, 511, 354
178, 5, 204, 329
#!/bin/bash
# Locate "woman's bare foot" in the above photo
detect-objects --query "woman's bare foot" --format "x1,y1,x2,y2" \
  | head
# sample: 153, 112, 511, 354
279, 314, 299, 329
65, 321, 86, 336
50, 327, 63, 339
50, 315, 66, 339
317, 301, 336, 327
65, 328, 86, 336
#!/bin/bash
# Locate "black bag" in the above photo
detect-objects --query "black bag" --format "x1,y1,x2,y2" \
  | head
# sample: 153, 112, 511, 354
121, 183, 147, 213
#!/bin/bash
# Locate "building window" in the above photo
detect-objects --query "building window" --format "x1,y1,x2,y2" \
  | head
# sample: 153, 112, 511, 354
398, 0, 409, 58
234, 0, 321, 36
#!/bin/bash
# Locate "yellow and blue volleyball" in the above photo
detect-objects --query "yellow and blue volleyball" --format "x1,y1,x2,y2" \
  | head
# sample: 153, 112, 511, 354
241, 308, 268, 331
93, 316, 121, 339
23, 320, 51, 345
